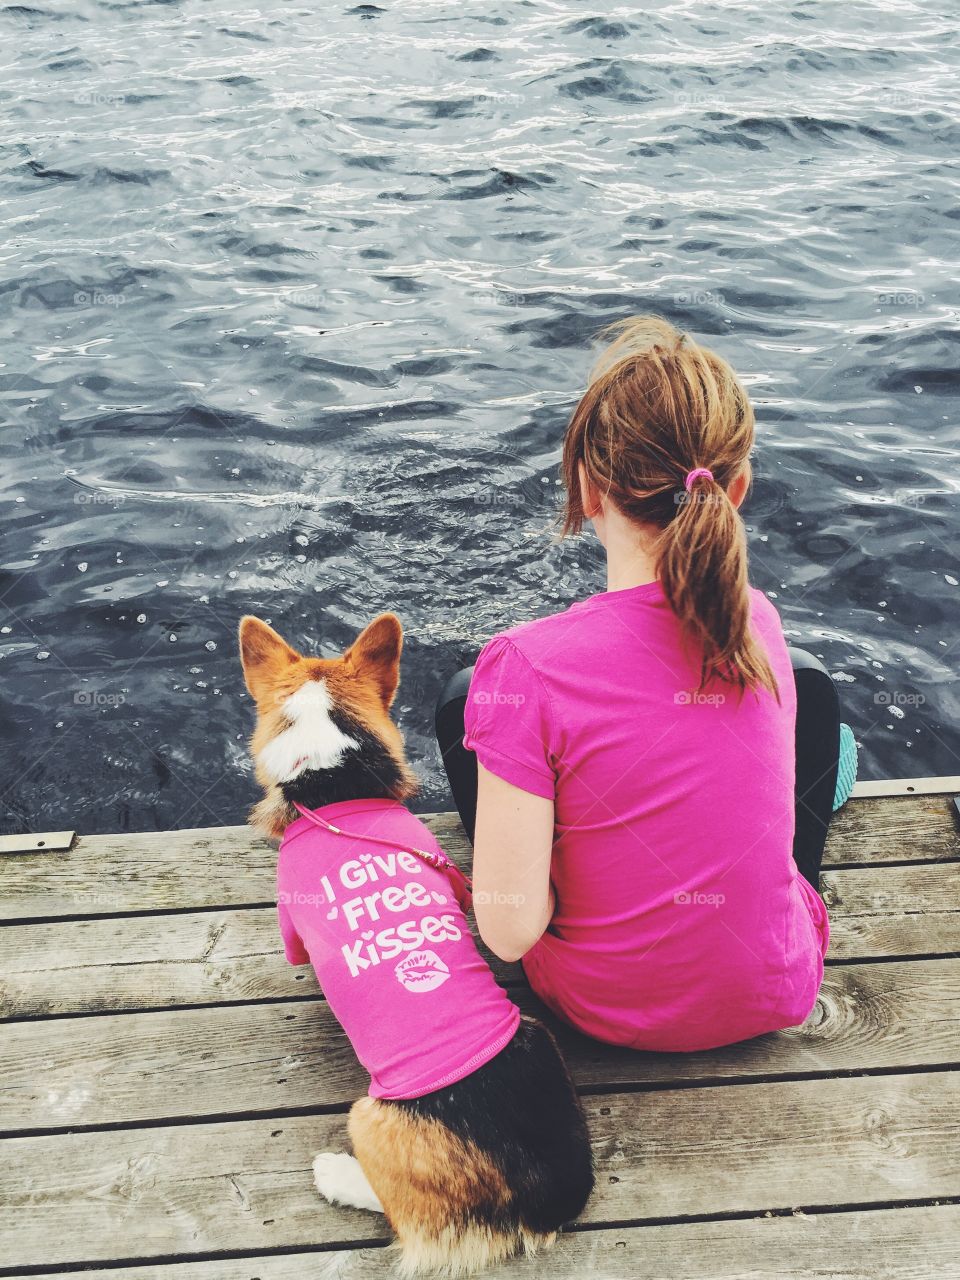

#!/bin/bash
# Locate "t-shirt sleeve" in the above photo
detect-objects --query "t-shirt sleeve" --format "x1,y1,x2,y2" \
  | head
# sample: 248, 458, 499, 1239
462, 635, 557, 800
277, 901, 310, 966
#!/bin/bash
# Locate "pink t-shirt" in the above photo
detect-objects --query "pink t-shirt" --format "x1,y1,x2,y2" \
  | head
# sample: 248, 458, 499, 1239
463, 582, 829, 1053
277, 799, 520, 1098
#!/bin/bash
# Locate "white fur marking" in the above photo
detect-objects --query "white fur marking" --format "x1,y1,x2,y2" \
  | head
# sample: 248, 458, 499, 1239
260, 680, 359, 783
313, 1151, 383, 1213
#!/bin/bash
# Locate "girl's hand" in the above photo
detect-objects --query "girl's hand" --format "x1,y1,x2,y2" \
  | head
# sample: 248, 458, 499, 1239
471, 763, 555, 963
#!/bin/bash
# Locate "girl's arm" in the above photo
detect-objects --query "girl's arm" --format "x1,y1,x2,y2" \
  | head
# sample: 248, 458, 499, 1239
472, 762, 555, 963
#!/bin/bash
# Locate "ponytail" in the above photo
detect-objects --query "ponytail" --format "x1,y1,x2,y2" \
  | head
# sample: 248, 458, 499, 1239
561, 315, 778, 698
657, 472, 777, 696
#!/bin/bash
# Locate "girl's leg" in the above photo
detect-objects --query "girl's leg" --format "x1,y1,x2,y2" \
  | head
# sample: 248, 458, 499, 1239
434, 666, 478, 843
789, 647, 840, 894
436, 652, 843, 894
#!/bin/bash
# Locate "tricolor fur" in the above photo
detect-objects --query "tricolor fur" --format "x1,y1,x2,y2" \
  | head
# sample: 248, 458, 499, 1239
239, 613, 594, 1275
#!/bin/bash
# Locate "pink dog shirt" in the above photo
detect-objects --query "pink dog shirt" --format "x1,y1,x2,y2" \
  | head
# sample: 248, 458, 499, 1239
277, 798, 520, 1099
463, 582, 829, 1053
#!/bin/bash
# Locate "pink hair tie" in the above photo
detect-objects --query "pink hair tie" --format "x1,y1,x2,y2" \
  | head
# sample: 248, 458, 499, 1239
683, 467, 714, 491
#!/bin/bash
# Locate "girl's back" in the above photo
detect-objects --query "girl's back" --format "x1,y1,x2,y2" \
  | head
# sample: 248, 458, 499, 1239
467, 581, 828, 1051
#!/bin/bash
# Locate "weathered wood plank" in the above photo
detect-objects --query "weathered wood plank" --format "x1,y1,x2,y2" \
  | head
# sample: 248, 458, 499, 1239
0, 907, 521, 1018
7, 1205, 958, 1280
826, 793, 958, 866
3, 961, 959, 1132
4, 861, 957, 1018
821, 863, 960, 961
0, 823, 272, 922
1, 797, 955, 923
2, 1073, 958, 1269
0, 814, 468, 925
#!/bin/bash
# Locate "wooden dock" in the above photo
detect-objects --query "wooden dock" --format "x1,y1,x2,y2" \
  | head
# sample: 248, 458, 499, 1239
2, 787, 959, 1279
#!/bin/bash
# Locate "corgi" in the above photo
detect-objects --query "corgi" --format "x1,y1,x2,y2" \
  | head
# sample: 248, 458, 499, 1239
239, 612, 593, 1276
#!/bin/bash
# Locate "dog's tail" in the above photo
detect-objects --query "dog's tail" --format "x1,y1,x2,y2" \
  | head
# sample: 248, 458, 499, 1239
390, 1223, 556, 1278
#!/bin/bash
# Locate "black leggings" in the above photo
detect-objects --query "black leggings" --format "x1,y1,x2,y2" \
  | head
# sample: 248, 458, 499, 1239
434, 647, 840, 894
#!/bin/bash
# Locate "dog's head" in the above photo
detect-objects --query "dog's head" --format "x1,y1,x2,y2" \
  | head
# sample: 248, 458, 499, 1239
239, 613, 417, 838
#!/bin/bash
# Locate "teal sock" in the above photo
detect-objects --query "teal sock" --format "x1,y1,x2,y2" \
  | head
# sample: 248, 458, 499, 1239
832, 723, 858, 812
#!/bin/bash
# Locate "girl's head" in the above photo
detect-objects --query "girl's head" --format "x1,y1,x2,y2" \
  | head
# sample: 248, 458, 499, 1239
562, 315, 776, 697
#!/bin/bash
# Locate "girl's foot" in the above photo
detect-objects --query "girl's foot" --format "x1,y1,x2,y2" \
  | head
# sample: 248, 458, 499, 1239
832, 723, 858, 812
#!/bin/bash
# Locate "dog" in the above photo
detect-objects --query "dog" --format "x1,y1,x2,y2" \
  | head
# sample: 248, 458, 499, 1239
239, 611, 593, 1275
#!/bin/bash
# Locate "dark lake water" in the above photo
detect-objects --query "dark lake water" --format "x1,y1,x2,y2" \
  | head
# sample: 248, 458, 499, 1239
2, 0, 958, 835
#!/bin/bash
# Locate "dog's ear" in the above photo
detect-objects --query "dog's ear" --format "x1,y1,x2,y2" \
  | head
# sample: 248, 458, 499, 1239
239, 616, 301, 700
344, 613, 403, 707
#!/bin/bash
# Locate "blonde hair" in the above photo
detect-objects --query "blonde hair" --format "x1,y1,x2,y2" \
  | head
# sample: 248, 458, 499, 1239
561, 315, 777, 697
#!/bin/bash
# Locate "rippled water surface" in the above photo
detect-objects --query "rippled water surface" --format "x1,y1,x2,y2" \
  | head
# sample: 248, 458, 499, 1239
2, 0, 958, 834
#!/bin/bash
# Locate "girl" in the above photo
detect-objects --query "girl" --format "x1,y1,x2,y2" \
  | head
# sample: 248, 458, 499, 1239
434, 316, 855, 1053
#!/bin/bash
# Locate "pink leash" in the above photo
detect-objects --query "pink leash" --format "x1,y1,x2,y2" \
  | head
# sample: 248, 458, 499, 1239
292, 801, 473, 913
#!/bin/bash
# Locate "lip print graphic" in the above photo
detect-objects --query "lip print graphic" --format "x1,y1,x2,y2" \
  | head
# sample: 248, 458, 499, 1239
394, 950, 451, 994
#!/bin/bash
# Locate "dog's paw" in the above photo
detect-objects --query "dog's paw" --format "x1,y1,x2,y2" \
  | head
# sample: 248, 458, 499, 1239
312, 1151, 351, 1203
313, 1151, 383, 1213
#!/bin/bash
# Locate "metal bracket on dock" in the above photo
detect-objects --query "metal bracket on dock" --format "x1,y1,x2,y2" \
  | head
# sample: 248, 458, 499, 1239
0, 831, 77, 854
851, 776, 960, 798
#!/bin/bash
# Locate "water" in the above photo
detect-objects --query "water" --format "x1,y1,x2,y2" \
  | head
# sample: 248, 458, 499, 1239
1, 0, 958, 835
